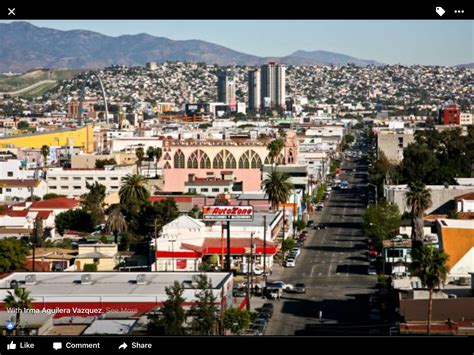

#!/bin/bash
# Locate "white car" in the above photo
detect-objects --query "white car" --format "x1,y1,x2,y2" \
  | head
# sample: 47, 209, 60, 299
291, 248, 301, 257
284, 258, 296, 268
268, 281, 293, 290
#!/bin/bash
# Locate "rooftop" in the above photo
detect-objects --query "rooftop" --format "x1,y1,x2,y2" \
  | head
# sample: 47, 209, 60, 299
0, 179, 40, 188
438, 219, 474, 229
82, 319, 137, 335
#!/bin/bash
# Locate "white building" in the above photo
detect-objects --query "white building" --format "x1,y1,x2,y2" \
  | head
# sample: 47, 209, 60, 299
0, 157, 36, 180
460, 112, 473, 126
248, 68, 261, 111
110, 137, 163, 153
0, 179, 47, 202
46, 165, 134, 197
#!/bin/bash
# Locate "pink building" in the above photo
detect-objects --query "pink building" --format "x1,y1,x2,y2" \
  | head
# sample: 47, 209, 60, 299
161, 131, 299, 193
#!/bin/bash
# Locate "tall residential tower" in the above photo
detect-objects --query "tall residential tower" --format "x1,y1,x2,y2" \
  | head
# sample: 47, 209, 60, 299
248, 68, 261, 112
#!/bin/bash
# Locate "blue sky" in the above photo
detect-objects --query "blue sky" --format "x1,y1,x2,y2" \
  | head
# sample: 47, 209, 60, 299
2, 20, 473, 65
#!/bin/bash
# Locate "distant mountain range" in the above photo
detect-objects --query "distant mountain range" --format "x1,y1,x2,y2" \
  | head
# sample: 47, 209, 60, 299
456, 63, 474, 69
0, 21, 385, 72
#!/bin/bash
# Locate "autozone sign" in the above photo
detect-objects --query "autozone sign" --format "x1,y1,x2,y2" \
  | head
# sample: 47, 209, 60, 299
202, 206, 254, 221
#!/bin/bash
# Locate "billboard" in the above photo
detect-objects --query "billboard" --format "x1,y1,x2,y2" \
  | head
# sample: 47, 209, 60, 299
202, 206, 254, 221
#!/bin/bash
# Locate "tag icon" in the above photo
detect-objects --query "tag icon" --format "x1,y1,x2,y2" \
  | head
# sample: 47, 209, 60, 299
436, 7, 446, 16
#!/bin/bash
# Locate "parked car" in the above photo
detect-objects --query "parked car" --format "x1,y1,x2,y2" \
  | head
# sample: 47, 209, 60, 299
292, 283, 306, 294
314, 223, 327, 230
260, 303, 274, 314
307, 220, 314, 227
251, 323, 265, 335
291, 247, 301, 257
232, 288, 246, 297
256, 312, 271, 322
368, 265, 377, 275
284, 258, 296, 267
369, 308, 381, 321
253, 318, 268, 331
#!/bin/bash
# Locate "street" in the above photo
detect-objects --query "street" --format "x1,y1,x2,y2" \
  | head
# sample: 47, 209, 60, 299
264, 152, 378, 335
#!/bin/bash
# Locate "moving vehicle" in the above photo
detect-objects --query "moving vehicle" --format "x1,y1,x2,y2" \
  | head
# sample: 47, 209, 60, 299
267, 281, 293, 291
239, 264, 263, 276
260, 303, 274, 317
232, 288, 246, 297
291, 247, 301, 257
340, 180, 349, 189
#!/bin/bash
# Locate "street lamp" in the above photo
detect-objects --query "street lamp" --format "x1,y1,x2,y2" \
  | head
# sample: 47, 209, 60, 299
246, 232, 255, 311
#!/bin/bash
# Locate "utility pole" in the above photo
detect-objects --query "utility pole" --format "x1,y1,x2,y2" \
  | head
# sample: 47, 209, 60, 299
246, 232, 254, 311
226, 221, 231, 272
263, 215, 267, 298
154, 219, 159, 272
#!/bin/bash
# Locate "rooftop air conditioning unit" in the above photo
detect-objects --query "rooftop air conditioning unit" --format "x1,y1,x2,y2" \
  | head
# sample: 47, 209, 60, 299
136, 274, 147, 285
81, 274, 92, 285
25, 274, 36, 285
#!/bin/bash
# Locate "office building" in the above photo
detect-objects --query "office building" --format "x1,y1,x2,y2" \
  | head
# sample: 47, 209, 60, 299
248, 68, 261, 111
261, 62, 286, 109
217, 70, 236, 108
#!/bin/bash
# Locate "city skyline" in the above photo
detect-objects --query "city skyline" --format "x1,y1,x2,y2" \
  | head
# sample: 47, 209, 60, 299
0, 20, 472, 66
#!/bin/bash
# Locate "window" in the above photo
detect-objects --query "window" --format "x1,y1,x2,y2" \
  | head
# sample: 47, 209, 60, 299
188, 188, 197, 193
86, 177, 93, 181
224, 188, 229, 192
49, 186, 57, 190
110, 177, 119, 181
6, 188, 11, 192
174, 150, 185, 169
239, 150, 262, 169
61, 186, 68, 189
213, 150, 236, 169
7, 171, 13, 177
201, 188, 209, 192
111, 186, 119, 189
73, 186, 81, 190
73, 177, 81, 180
49, 177, 57, 180
60, 177, 69, 181
212, 188, 219, 192
98, 177, 106, 181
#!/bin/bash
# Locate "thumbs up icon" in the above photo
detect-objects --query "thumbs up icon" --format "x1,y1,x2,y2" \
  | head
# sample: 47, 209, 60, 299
7, 341, 17, 350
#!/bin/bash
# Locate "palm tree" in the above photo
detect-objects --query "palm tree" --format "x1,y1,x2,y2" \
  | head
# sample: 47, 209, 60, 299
30, 215, 44, 272
40, 145, 49, 178
262, 170, 293, 210
154, 147, 162, 178
4, 287, 33, 335
410, 246, 448, 335
266, 138, 284, 169
262, 170, 293, 261
302, 193, 312, 220
119, 174, 150, 206
405, 182, 432, 248
146, 146, 155, 178
106, 207, 127, 244
135, 147, 145, 175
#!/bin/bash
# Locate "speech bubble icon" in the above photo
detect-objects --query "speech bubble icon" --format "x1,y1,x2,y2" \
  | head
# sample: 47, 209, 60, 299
53, 342, 63, 350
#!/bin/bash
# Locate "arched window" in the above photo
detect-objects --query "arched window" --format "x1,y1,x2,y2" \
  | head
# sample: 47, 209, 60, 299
264, 156, 271, 165
163, 161, 171, 169
173, 150, 185, 169
188, 150, 210, 169
239, 150, 262, 169
163, 153, 171, 160
214, 150, 237, 169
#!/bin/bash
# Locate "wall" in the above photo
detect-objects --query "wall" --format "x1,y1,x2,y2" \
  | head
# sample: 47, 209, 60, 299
377, 132, 415, 162
385, 185, 474, 214
0, 125, 94, 153
439, 226, 474, 277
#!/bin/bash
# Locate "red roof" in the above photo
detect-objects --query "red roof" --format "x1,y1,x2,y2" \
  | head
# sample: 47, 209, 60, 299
0, 179, 40, 188
35, 210, 53, 219
454, 192, 474, 201
1, 210, 29, 217
30, 197, 80, 210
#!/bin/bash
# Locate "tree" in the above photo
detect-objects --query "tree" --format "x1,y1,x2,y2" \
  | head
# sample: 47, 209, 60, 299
26, 195, 41, 202
30, 215, 44, 271
135, 147, 145, 174
154, 147, 162, 178
17, 121, 29, 130
405, 182, 432, 248
266, 139, 284, 167
223, 308, 251, 335
40, 145, 50, 170
262, 171, 293, 210
188, 205, 202, 219
82, 182, 106, 227
148, 281, 186, 335
282, 238, 296, 259
4, 287, 33, 335
119, 174, 150, 207
95, 158, 117, 169
42, 193, 66, 200
189, 274, 219, 335
55, 209, 94, 235
363, 200, 401, 244
0, 239, 29, 272
146, 146, 155, 177
106, 206, 127, 244
410, 246, 448, 335
402, 143, 440, 185
83, 263, 98, 272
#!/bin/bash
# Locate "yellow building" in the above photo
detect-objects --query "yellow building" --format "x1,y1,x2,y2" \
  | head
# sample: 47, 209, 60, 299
75, 243, 118, 271
0, 125, 94, 153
